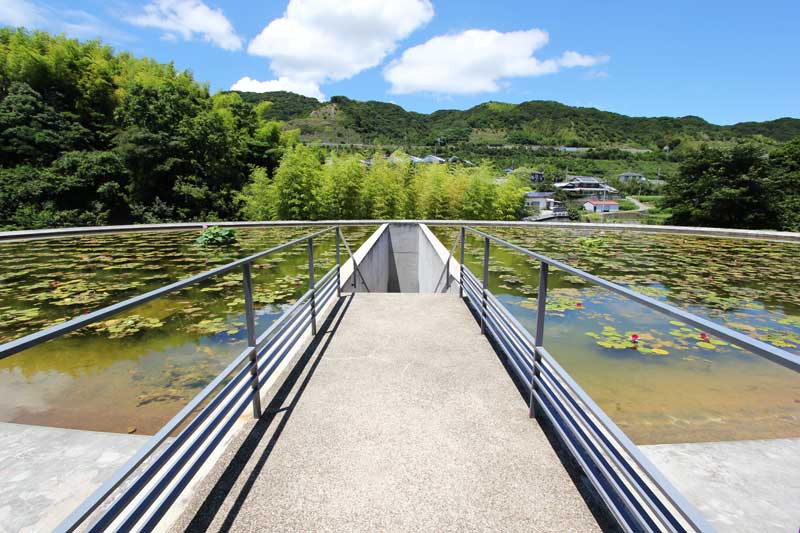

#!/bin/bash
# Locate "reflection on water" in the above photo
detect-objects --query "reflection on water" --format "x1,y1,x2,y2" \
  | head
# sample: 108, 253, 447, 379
434, 226, 800, 445
0, 226, 375, 434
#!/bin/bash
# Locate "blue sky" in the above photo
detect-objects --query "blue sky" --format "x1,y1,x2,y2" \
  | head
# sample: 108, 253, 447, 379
2, 0, 798, 124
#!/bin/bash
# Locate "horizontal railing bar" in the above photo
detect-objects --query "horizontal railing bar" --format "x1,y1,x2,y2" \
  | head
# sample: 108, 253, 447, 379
487, 305, 535, 367
0, 226, 336, 360
89, 283, 323, 531
258, 313, 314, 387
252, 265, 336, 349
464, 283, 534, 385
478, 295, 670, 530
134, 376, 257, 531
531, 388, 633, 530
535, 368, 679, 531
85, 269, 338, 530
484, 301, 534, 367
464, 226, 800, 372
534, 376, 658, 531
253, 268, 338, 367
256, 305, 313, 370
254, 295, 313, 349
536, 346, 709, 530
57, 246, 338, 532
87, 353, 255, 531
54, 340, 253, 532
463, 269, 539, 373
3, 220, 799, 244
111, 362, 256, 531
482, 311, 533, 386
316, 273, 338, 303
462, 263, 708, 531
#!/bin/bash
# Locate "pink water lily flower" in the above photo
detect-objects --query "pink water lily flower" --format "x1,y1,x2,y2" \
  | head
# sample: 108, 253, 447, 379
700, 332, 709, 342
630, 334, 639, 344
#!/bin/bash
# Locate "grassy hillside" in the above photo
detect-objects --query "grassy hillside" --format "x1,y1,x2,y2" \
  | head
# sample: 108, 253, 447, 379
231, 91, 800, 149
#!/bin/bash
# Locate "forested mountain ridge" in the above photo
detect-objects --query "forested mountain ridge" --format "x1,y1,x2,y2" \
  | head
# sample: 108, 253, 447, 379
2, 28, 799, 232
231, 91, 800, 148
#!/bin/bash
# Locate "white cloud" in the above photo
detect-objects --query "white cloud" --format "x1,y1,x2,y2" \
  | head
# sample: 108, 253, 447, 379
246, 0, 433, 88
0, 0, 44, 27
558, 50, 610, 68
383, 28, 610, 95
129, 0, 242, 51
230, 76, 325, 100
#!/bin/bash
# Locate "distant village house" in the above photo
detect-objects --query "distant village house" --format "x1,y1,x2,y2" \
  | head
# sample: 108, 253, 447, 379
524, 191, 556, 211
583, 199, 620, 213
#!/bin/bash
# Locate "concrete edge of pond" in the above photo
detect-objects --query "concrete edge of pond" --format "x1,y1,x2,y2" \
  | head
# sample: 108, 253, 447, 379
640, 437, 800, 532
2, 220, 799, 244
0, 422, 149, 532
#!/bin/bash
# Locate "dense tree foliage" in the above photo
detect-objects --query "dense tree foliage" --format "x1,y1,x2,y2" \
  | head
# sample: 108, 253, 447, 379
663, 140, 800, 231
0, 28, 297, 228
240, 149, 525, 222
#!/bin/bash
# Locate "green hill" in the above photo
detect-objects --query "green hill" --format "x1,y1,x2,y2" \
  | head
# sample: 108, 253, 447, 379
230, 91, 800, 149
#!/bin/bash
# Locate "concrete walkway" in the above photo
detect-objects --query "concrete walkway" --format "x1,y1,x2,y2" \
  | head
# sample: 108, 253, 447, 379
168, 293, 607, 532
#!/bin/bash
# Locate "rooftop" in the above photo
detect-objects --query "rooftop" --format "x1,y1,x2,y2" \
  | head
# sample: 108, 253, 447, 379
566, 175, 603, 183
586, 199, 619, 205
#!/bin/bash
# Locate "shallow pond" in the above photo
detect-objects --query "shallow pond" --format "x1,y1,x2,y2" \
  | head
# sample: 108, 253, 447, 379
0, 226, 376, 435
1, 224, 798, 445
433, 226, 800, 445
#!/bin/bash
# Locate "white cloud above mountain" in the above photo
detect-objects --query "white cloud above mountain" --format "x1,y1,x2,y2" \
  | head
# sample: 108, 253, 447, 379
129, 0, 243, 51
383, 28, 609, 95
237, 0, 433, 99
230, 76, 325, 100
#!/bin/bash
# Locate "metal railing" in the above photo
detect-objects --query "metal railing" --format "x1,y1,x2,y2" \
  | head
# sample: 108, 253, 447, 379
3, 219, 799, 244
0, 226, 360, 531
458, 225, 800, 532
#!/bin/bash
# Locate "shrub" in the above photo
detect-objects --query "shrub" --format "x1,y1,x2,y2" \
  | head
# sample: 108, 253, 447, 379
195, 226, 237, 246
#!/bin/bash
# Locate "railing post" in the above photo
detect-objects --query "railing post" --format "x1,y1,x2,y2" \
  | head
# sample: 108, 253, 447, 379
459, 226, 465, 298
335, 227, 341, 298
242, 262, 261, 419
481, 236, 489, 335
308, 238, 317, 335
530, 261, 548, 418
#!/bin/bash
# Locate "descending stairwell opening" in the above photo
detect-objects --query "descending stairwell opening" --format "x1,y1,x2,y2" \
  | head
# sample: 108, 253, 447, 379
341, 223, 458, 294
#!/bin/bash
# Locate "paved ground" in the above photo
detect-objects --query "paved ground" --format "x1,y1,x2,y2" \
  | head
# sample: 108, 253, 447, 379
168, 293, 607, 532
642, 438, 800, 532
0, 422, 147, 533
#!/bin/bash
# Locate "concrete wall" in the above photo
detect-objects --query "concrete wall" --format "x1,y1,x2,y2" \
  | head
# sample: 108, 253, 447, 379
418, 224, 459, 294
341, 224, 391, 292
388, 224, 420, 292
341, 223, 457, 293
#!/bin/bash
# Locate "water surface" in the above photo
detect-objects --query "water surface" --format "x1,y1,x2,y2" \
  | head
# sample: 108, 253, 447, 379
0, 226, 375, 434
433, 226, 800, 444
